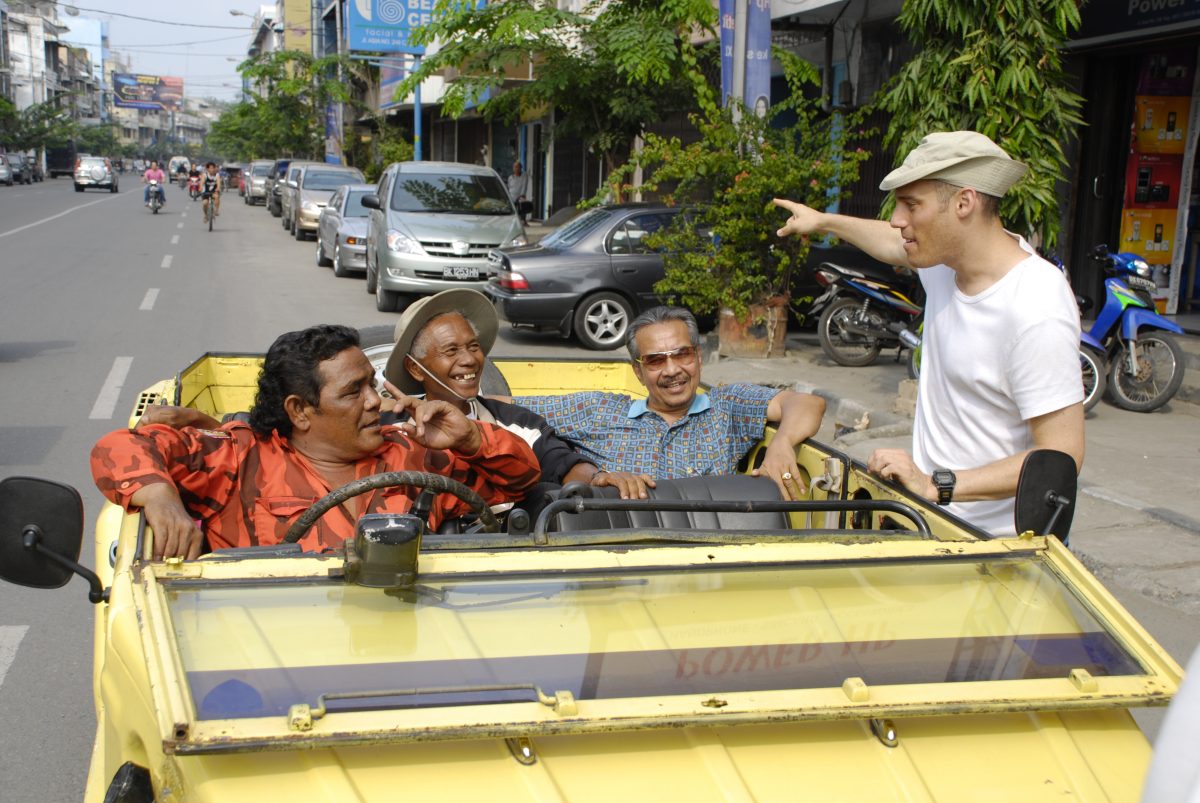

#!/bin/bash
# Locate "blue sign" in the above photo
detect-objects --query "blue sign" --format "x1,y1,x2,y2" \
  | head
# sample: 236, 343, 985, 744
719, 0, 735, 105
347, 0, 431, 54
744, 0, 772, 117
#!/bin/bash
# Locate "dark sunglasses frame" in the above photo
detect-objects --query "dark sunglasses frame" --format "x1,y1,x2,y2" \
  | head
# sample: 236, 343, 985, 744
635, 346, 699, 369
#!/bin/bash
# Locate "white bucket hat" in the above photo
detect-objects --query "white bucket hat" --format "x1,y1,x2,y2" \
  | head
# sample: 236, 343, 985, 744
880, 131, 1028, 197
383, 289, 498, 395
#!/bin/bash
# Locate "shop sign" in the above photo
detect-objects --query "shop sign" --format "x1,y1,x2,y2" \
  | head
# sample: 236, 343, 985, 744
348, 0, 429, 55
1076, 0, 1200, 46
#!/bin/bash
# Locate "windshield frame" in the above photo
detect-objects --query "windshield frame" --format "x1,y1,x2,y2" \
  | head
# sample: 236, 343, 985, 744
136, 537, 1182, 756
388, 170, 515, 215
303, 170, 363, 190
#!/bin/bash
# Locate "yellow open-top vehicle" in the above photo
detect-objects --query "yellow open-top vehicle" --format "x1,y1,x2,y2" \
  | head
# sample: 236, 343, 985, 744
0, 345, 1184, 802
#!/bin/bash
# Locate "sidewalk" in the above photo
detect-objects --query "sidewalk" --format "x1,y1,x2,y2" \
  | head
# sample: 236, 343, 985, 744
705, 332, 1200, 615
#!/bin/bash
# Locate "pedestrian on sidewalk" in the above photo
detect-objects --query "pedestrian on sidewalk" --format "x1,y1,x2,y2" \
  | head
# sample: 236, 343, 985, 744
773, 131, 1083, 536
507, 161, 532, 225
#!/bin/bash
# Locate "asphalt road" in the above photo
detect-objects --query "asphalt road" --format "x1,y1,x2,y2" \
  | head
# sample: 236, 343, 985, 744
0, 177, 1194, 799
0, 177, 579, 801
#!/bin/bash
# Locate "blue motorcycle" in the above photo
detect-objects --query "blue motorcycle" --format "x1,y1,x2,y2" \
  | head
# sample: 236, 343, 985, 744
1084, 245, 1186, 412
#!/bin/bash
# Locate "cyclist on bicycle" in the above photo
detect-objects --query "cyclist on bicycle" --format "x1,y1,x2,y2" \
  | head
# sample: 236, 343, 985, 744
200, 162, 223, 220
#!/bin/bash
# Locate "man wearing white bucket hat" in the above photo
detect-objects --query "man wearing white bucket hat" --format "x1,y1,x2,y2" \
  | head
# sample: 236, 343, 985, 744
773, 131, 1083, 536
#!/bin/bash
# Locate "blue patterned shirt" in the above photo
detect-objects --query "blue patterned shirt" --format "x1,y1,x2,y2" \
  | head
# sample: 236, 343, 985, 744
513, 384, 779, 478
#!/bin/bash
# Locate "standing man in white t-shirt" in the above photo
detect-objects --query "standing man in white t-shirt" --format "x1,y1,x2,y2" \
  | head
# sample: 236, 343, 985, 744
772, 131, 1083, 536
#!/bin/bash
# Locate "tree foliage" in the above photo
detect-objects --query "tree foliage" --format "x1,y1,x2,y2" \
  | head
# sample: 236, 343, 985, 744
0, 97, 77, 153
208, 50, 366, 161
879, 0, 1084, 247
399, 0, 719, 184
605, 53, 871, 317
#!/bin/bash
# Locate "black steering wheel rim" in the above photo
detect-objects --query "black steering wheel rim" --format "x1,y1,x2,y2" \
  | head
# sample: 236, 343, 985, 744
282, 471, 500, 543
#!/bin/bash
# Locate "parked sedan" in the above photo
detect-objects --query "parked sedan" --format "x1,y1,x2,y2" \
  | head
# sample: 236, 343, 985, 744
487, 205, 681, 349
266, 158, 293, 216
0, 159, 12, 186
74, 156, 118, 192
6, 154, 32, 184
288, 163, 365, 240
243, 159, 272, 205
316, 183, 373, 277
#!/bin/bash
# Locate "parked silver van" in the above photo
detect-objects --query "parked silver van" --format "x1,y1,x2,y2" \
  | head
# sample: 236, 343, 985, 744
362, 161, 526, 311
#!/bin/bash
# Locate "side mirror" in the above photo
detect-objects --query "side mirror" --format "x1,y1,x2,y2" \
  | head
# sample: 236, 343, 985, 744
1014, 450, 1077, 543
0, 477, 105, 602
287, 180, 298, 188
361, 193, 381, 210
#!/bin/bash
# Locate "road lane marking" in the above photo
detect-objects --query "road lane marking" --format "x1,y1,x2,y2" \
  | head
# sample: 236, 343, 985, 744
0, 194, 121, 240
140, 289, 159, 310
176, 222, 183, 229
161, 254, 173, 269
170, 234, 179, 245
0, 626, 28, 691
89, 357, 134, 419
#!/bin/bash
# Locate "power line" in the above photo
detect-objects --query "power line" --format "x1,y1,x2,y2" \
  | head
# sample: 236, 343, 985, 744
56, 5, 253, 30
65, 34, 249, 48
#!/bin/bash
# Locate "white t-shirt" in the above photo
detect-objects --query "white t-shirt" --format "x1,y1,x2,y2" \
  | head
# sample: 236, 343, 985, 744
913, 236, 1082, 536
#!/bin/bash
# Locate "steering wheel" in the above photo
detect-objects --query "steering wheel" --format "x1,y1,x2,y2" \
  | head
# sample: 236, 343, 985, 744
282, 471, 500, 544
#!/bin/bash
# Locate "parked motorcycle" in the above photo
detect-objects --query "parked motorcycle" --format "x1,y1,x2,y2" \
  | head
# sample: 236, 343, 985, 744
810, 261, 924, 367
1083, 245, 1186, 412
147, 180, 163, 215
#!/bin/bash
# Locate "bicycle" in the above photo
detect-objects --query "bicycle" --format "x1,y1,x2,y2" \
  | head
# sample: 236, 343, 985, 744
202, 191, 215, 231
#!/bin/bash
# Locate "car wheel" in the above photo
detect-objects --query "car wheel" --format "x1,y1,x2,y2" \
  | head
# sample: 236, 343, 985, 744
316, 239, 332, 267
282, 213, 290, 230
294, 217, 305, 240
333, 245, 351, 278
376, 280, 401, 312
573, 292, 634, 350
366, 263, 378, 294
111, 183, 118, 193
74, 184, 83, 192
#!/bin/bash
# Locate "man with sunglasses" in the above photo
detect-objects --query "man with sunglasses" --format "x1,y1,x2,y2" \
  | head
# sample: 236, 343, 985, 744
510, 306, 826, 501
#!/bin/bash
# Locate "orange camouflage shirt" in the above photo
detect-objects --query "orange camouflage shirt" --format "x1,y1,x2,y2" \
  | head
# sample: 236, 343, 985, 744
91, 421, 540, 552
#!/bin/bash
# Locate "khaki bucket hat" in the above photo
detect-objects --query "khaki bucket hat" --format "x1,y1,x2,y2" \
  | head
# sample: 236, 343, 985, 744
383, 289, 499, 395
880, 131, 1028, 197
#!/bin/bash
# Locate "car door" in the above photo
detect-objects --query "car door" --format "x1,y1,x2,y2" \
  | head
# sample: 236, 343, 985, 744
368, 170, 391, 273
607, 211, 678, 308
285, 165, 303, 217
321, 189, 343, 249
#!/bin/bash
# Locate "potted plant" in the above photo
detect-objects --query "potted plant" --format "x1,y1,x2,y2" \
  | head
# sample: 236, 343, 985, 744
607, 54, 870, 357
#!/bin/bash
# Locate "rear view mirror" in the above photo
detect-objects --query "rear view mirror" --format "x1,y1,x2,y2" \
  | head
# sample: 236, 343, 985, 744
361, 193, 381, 210
1014, 450, 1077, 543
0, 477, 106, 602
0, 477, 85, 589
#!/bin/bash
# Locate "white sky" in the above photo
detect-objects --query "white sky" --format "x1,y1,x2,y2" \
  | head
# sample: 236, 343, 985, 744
60, 1, 262, 101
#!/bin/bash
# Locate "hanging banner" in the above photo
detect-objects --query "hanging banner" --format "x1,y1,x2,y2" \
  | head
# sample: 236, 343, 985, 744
347, 0, 429, 54
719, 0, 735, 106
744, 0, 772, 117
378, 60, 409, 111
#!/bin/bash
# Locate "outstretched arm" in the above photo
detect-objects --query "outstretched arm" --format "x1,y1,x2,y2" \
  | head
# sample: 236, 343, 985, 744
773, 198, 911, 267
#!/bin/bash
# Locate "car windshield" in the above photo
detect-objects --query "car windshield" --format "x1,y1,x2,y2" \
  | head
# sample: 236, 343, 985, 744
389, 172, 513, 215
540, 208, 612, 248
304, 170, 361, 190
165, 553, 1144, 722
79, 158, 106, 168
6, 155, 20, 165
251, 163, 271, 176
344, 191, 370, 217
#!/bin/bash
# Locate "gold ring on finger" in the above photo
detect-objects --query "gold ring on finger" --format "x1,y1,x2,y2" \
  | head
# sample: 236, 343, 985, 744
782, 472, 793, 481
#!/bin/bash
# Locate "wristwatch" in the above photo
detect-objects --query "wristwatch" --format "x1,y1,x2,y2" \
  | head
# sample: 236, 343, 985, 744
932, 469, 956, 506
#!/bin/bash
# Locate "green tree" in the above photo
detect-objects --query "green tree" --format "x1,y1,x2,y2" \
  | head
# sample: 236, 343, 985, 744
607, 54, 870, 319
879, 0, 1084, 247
400, 0, 718, 190
77, 124, 121, 156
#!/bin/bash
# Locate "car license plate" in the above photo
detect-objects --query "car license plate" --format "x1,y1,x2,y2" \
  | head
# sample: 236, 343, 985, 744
443, 266, 479, 280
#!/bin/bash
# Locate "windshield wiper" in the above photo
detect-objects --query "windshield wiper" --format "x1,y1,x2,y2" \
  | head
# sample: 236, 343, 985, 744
288, 683, 578, 730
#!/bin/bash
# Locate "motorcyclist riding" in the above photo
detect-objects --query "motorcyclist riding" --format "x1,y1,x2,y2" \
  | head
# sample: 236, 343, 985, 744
200, 161, 222, 220
143, 160, 166, 207
187, 166, 202, 199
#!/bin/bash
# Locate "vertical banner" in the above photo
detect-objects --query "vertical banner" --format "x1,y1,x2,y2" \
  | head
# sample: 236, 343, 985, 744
325, 102, 342, 164
744, 0, 772, 117
719, 0, 735, 106
379, 60, 408, 111
1117, 48, 1197, 312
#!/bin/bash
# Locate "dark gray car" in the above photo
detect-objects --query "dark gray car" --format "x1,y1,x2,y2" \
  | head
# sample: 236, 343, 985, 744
6, 154, 32, 185
486, 205, 681, 349
316, 183, 373, 277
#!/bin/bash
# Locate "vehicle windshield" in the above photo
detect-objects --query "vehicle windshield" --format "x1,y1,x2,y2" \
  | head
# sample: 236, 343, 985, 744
166, 553, 1143, 722
344, 191, 370, 217
304, 170, 361, 190
6, 155, 20, 165
389, 172, 514, 215
79, 158, 106, 168
251, 163, 271, 176
540, 208, 612, 248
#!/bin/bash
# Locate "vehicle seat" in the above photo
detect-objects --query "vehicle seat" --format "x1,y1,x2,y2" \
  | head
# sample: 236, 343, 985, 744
549, 475, 788, 532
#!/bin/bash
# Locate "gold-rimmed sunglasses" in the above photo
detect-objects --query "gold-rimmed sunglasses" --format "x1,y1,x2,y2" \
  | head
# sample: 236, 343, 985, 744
634, 346, 698, 369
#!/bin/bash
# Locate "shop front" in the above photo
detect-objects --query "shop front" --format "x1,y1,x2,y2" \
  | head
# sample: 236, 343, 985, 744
1067, 0, 1200, 313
